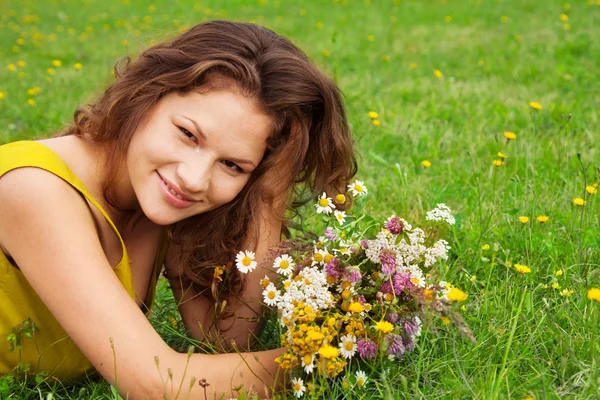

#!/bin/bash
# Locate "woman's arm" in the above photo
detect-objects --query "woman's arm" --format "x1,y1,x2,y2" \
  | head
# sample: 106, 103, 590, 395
166, 197, 286, 350
0, 168, 282, 399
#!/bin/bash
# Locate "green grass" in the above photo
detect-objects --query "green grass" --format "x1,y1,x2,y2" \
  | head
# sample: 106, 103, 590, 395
1, 0, 599, 398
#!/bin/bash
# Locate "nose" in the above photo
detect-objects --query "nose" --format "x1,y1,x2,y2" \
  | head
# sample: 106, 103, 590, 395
177, 153, 211, 195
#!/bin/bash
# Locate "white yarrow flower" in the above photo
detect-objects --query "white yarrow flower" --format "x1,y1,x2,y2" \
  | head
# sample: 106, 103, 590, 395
334, 210, 346, 224
425, 203, 455, 225
262, 283, 279, 306
235, 250, 257, 274
273, 254, 295, 276
291, 377, 306, 398
315, 192, 335, 214
348, 180, 368, 197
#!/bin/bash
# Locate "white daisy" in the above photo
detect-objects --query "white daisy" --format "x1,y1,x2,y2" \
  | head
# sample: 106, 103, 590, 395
315, 192, 335, 214
301, 353, 316, 374
262, 283, 279, 306
334, 210, 347, 224
235, 250, 257, 274
273, 254, 295, 276
338, 334, 357, 359
348, 180, 368, 197
355, 370, 368, 388
291, 377, 306, 398
311, 248, 329, 266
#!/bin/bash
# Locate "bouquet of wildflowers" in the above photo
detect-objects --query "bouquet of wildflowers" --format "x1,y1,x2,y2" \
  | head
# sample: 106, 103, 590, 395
235, 181, 473, 398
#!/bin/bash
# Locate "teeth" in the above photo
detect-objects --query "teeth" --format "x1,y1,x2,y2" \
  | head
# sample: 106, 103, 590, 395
165, 181, 187, 201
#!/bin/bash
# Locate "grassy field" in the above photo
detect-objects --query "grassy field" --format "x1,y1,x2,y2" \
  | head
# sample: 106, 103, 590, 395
1, 0, 600, 398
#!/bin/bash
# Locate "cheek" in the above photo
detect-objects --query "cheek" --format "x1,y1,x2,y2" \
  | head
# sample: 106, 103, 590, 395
209, 176, 250, 206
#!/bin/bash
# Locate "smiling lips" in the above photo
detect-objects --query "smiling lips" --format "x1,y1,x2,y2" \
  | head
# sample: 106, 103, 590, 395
157, 172, 200, 205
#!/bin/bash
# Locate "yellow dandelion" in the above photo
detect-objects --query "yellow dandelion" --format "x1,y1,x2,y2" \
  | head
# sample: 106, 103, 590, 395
7, 64, 16, 71
348, 302, 364, 313
498, 152, 508, 159
17, 60, 26, 67
536, 215, 549, 223
409, 62, 418, 69
18, 72, 25, 78
374, 320, 394, 334
367, 34, 375, 41
434, 69, 443, 79
481, 244, 490, 251
368, 111, 379, 119
504, 131, 517, 140
560, 13, 569, 22
529, 101, 542, 110
587, 288, 600, 301
321, 49, 330, 57
441, 316, 451, 325
444, 16, 452, 23
478, 59, 485, 66
27, 99, 36, 106
73, 62, 83, 70
372, 119, 381, 127
518, 216, 529, 224
52, 59, 62, 67
493, 159, 504, 167
0, 91, 5, 99
500, 16, 509, 23
317, 345, 339, 359
585, 185, 597, 194
447, 287, 468, 302
421, 160, 432, 168
514, 264, 531, 274
563, 23, 570, 30
47, 68, 55, 75
316, 21, 323, 29
573, 198, 585, 206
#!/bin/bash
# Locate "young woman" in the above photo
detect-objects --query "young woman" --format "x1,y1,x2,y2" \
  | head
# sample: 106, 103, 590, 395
0, 21, 356, 398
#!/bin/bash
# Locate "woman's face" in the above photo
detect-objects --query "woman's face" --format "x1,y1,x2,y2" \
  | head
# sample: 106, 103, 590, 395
126, 89, 272, 225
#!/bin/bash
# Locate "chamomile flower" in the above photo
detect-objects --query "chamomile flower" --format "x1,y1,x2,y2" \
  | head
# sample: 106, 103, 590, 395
334, 210, 347, 224
338, 334, 357, 359
301, 353, 316, 374
355, 370, 368, 388
348, 180, 368, 197
312, 248, 329, 266
315, 192, 335, 214
273, 254, 295, 276
235, 250, 257, 274
262, 283, 279, 306
291, 377, 306, 398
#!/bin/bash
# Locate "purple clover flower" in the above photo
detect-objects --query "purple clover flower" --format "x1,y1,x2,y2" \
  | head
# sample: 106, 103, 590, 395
347, 268, 362, 284
357, 339, 377, 359
360, 239, 369, 249
385, 311, 400, 324
379, 249, 396, 276
387, 334, 405, 356
324, 226, 339, 241
402, 336, 416, 353
324, 257, 343, 277
392, 272, 412, 293
385, 217, 405, 235
402, 318, 420, 337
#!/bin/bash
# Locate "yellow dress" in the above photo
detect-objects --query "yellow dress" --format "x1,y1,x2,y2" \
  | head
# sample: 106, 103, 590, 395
0, 140, 168, 380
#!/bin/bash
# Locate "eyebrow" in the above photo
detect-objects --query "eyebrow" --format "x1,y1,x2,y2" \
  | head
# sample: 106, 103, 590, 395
182, 115, 258, 168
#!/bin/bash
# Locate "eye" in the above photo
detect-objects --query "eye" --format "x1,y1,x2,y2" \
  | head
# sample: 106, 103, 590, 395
178, 126, 197, 143
221, 160, 244, 173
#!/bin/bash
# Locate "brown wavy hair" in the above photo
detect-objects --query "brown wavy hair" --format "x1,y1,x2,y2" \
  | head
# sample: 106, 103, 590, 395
58, 20, 356, 319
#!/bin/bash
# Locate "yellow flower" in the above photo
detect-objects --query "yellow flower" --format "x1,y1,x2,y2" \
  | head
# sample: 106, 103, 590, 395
444, 16, 452, 23
374, 320, 394, 334
318, 345, 339, 359
536, 215, 549, 223
421, 160, 432, 168
367, 34, 375, 41
213, 266, 225, 282
563, 23, 570, 31
478, 59, 484, 66
434, 69, 443, 79
498, 152, 508, 159
493, 159, 504, 167
554, 269, 563, 277
560, 288, 574, 297
504, 131, 517, 140
573, 198, 586, 206
0, 91, 4, 99
372, 119, 381, 127
518, 216, 529, 224
447, 287, 468, 302
382, 55, 390, 63
551, 282, 560, 289
529, 101, 542, 110
441, 316, 451, 325
17, 60, 26, 67
321, 49, 330, 57
7, 64, 16, 71
409, 62, 418, 69
560, 13, 569, 21
73, 62, 83, 70
587, 288, 600, 301
586, 185, 597, 194
52, 59, 62, 67
27, 99, 36, 106
316, 21, 323, 29
368, 111, 379, 119
514, 264, 531, 274
500, 16, 509, 23
348, 302, 364, 313
481, 244, 490, 251
334, 194, 346, 204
